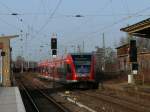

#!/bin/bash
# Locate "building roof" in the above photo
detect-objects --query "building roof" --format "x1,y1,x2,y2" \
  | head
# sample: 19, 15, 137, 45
116, 43, 129, 49
120, 18, 150, 38
0, 35, 19, 40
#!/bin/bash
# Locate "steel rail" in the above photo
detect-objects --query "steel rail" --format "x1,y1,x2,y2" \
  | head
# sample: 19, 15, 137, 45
33, 82, 70, 112
19, 82, 40, 112
76, 91, 150, 112
20, 76, 70, 112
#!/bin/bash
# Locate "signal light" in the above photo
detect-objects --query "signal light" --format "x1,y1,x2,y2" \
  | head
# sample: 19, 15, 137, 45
129, 40, 137, 62
52, 49, 57, 56
51, 38, 57, 49
1, 51, 5, 56
132, 63, 138, 70
132, 63, 138, 75
66, 59, 72, 64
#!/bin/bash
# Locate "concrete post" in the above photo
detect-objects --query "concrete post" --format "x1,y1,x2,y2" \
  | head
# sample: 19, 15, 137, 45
0, 35, 18, 87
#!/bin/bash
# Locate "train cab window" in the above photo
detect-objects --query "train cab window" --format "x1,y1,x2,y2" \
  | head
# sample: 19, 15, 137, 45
71, 54, 91, 73
67, 64, 71, 73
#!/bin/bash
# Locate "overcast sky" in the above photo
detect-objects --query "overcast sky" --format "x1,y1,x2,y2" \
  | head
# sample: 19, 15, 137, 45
0, 0, 150, 61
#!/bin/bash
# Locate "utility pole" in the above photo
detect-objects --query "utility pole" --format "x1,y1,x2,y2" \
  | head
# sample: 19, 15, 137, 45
82, 41, 84, 53
21, 46, 24, 73
102, 33, 105, 71
25, 33, 29, 71
20, 33, 24, 73
103, 33, 105, 49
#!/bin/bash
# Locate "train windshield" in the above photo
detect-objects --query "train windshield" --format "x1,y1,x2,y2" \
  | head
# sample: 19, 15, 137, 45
72, 54, 91, 73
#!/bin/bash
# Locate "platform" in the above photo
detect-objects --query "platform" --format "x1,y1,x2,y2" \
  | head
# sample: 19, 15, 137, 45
0, 87, 26, 112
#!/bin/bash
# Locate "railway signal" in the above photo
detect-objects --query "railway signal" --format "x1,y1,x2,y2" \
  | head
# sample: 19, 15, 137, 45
132, 63, 138, 70
51, 38, 57, 49
51, 34, 57, 89
51, 36, 57, 56
132, 63, 138, 75
52, 49, 57, 56
129, 40, 137, 62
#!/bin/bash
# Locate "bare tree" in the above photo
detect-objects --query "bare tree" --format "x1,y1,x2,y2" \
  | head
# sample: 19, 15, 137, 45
136, 37, 150, 52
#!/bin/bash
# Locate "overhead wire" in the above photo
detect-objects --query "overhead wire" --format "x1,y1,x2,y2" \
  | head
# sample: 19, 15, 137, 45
99, 0, 113, 12
37, 0, 62, 33
62, 0, 120, 47
0, 13, 150, 17
0, 16, 21, 31
22, 0, 62, 47
56, 0, 118, 41
0, 1, 37, 60
109, 0, 116, 26
40, 0, 47, 12
0, 1, 150, 57
30, 0, 53, 43
63, 5, 150, 46
122, 0, 130, 15
31, 0, 48, 31
0, 1, 47, 39
0, 0, 59, 58
89, 5, 150, 35
0, 1, 24, 31
0, 1, 23, 26
28, 0, 62, 53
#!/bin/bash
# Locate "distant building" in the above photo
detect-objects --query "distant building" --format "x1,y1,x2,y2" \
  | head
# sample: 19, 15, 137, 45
116, 44, 150, 83
94, 47, 105, 72
116, 44, 129, 72
12, 56, 38, 72
120, 18, 150, 83
95, 47, 118, 72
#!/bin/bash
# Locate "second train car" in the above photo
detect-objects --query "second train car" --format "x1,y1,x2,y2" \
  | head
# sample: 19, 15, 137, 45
38, 53, 99, 89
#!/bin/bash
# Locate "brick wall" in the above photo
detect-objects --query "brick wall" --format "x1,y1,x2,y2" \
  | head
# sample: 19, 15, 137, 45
118, 52, 150, 83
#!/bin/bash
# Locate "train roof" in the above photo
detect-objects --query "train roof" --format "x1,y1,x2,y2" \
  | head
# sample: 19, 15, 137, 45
38, 52, 93, 66
69, 52, 92, 55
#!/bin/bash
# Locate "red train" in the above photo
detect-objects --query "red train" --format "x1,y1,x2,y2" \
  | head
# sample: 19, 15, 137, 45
38, 53, 99, 89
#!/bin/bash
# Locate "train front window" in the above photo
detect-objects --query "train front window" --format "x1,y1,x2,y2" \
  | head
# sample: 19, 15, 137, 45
75, 65, 90, 73
72, 54, 91, 73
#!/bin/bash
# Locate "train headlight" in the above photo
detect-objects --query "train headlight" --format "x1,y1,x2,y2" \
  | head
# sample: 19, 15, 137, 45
66, 59, 72, 64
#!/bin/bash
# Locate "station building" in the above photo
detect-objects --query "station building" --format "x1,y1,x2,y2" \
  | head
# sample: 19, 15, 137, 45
118, 18, 150, 83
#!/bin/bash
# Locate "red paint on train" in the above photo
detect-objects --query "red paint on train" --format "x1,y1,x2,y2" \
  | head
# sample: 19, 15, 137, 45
38, 53, 99, 89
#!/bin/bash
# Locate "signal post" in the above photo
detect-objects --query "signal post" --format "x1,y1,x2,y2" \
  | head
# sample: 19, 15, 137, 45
128, 37, 138, 84
51, 33, 57, 88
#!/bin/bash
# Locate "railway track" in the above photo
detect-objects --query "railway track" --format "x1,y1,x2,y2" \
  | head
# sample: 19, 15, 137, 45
16, 73, 150, 112
75, 90, 150, 112
19, 82, 40, 112
16, 76, 70, 112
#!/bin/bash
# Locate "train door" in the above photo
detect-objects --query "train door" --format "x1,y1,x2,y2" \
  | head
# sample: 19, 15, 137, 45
60, 63, 67, 83
66, 64, 73, 81
0, 49, 2, 84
